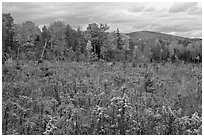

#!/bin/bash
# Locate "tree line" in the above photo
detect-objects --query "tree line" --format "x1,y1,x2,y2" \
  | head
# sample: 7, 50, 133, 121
2, 13, 202, 64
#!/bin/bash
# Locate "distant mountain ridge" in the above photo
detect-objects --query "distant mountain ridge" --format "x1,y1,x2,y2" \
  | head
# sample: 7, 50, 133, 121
126, 31, 201, 41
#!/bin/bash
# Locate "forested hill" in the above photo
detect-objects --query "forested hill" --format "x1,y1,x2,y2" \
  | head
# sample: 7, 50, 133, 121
126, 31, 201, 42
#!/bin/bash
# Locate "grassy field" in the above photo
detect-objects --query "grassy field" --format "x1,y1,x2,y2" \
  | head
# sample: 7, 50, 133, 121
2, 60, 202, 135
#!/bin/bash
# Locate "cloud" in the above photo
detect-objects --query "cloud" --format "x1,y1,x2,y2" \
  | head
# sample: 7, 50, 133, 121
144, 7, 155, 12
129, 5, 146, 12
2, 2, 202, 38
169, 2, 199, 13
168, 30, 202, 38
154, 25, 194, 33
188, 6, 202, 15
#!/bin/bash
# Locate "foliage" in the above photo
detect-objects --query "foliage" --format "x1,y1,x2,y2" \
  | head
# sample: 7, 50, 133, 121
65, 24, 78, 51
47, 20, 67, 60
2, 60, 202, 135
2, 13, 15, 61
102, 30, 130, 62
130, 37, 201, 63
12, 21, 41, 61
13, 21, 41, 46
41, 25, 50, 42
86, 23, 110, 59
2, 13, 201, 64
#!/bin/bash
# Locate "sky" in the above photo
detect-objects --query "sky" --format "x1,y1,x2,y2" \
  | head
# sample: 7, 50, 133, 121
2, 2, 202, 38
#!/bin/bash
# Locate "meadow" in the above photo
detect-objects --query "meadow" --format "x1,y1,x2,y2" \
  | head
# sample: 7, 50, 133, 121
2, 59, 202, 135
2, 7, 202, 135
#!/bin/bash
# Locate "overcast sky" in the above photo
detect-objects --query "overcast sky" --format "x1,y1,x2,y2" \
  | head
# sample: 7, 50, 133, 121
2, 2, 202, 38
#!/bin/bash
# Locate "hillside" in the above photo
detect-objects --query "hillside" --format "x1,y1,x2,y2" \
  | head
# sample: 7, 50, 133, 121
126, 31, 201, 42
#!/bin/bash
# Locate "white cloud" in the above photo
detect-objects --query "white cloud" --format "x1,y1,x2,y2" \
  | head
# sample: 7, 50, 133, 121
169, 2, 198, 13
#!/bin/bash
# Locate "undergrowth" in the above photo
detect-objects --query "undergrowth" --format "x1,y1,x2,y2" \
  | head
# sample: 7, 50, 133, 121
2, 60, 202, 135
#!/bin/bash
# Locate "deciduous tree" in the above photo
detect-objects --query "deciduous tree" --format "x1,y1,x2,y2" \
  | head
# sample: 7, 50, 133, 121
48, 20, 67, 60
2, 13, 15, 60
40, 25, 50, 61
13, 21, 41, 60
86, 23, 110, 59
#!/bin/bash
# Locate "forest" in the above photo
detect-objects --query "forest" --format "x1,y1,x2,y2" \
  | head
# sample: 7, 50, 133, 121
2, 13, 202, 135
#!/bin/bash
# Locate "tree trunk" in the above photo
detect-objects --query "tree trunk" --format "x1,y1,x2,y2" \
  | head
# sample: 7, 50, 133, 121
16, 45, 21, 60
40, 40, 47, 60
